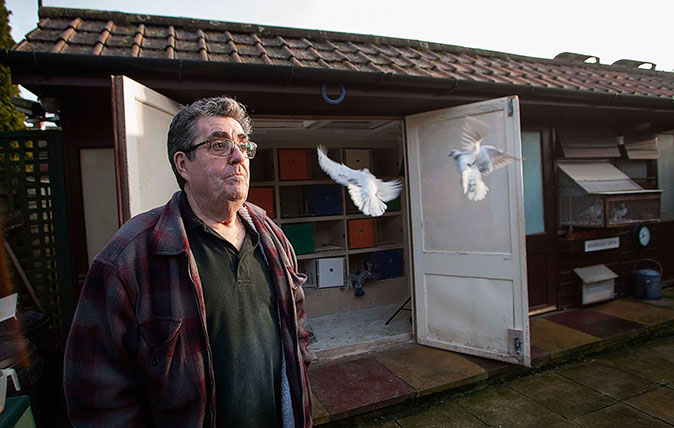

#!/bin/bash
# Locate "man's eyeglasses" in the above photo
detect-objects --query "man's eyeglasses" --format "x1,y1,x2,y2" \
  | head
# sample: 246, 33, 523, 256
185, 138, 257, 159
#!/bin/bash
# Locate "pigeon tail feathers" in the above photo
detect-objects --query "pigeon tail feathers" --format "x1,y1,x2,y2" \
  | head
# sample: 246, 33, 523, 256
348, 184, 387, 217
462, 167, 489, 201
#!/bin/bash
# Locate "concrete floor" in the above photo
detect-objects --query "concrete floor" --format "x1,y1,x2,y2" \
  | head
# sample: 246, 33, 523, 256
309, 288, 674, 426
351, 335, 674, 427
307, 304, 412, 354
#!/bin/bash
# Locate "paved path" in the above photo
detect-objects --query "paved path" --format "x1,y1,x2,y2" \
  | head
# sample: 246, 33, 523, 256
348, 335, 674, 427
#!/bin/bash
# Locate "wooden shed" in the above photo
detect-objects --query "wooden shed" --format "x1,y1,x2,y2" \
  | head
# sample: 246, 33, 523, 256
3, 6, 674, 365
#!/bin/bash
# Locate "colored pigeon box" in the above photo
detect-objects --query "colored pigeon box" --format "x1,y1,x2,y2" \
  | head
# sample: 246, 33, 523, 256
385, 197, 400, 211
278, 149, 311, 180
247, 187, 275, 218
281, 223, 315, 255
348, 219, 375, 249
378, 249, 403, 278
303, 185, 342, 216
343, 149, 372, 171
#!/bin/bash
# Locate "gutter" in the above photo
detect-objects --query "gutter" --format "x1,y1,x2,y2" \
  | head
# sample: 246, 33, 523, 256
3, 49, 674, 111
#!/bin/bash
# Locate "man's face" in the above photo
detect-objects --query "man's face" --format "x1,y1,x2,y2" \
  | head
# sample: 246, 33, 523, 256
179, 116, 250, 205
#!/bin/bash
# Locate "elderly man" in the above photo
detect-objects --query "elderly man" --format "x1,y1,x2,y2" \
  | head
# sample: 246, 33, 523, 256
64, 97, 312, 428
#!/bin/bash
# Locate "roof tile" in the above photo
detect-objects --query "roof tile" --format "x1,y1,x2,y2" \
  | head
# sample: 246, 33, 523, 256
38, 18, 72, 30
100, 46, 131, 56
175, 50, 201, 60
142, 38, 167, 50
139, 49, 168, 59
69, 31, 101, 45
208, 43, 235, 55
27, 28, 63, 42
106, 34, 135, 48
231, 33, 256, 45
60, 44, 92, 55
144, 26, 170, 38
175, 39, 199, 51
208, 53, 238, 63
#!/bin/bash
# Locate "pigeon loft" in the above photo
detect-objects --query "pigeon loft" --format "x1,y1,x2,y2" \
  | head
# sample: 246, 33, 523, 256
558, 162, 661, 228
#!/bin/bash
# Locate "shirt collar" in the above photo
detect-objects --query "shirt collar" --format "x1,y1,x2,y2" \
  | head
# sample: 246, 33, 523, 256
179, 191, 204, 233
179, 191, 260, 246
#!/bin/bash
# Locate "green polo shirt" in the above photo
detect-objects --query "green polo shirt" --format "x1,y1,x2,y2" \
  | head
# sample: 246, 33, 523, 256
180, 193, 282, 428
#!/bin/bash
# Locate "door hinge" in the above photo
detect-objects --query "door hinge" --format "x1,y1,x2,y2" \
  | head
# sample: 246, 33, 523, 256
507, 97, 514, 116
508, 328, 524, 362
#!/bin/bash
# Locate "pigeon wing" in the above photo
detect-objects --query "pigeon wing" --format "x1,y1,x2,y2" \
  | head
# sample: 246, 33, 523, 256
317, 145, 359, 186
481, 145, 519, 171
460, 116, 489, 152
375, 178, 403, 203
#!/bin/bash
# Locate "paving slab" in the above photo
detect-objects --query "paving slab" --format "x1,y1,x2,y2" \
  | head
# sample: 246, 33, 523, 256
529, 318, 600, 358
601, 348, 674, 384
509, 372, 615, 419
309, 358, 415, 420
640, 296, 674, 311
461, 354, 515, 377
556, 360, 658, 400
662, 287, 674, 299
625, 386, 674, 424
354, 421, 400, 428
590, 299, 674, 326
457, 385, 567, 428
542, 309, 645, 339
530, 345, 550, 365
638, 337, 674, 364
573, 403, 671, 427
396, 401, 489, 428
374, 344, 487, 397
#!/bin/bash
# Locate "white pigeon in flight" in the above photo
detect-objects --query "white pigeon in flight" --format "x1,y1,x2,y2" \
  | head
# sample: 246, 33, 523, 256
317, 145, 403, 217
448, 116, 519, 201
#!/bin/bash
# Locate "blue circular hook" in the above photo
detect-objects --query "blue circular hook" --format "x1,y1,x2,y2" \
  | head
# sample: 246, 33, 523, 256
321, 81, 346, 104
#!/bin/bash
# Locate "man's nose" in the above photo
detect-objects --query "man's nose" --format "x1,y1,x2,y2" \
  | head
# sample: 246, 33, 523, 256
230, 143, 246, 163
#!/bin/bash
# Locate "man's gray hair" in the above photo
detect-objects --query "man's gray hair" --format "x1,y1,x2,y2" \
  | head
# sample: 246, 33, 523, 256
167, 96, 252, 189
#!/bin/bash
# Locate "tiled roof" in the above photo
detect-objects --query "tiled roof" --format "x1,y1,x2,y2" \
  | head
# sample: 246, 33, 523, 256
13, 7, 674, 100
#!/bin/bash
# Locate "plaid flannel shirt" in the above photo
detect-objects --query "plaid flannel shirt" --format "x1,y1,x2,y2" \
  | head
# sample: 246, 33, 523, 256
64, 191, 312, 427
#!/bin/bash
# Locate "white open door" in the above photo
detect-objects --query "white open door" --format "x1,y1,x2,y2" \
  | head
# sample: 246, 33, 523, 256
405, 96, 530, 366
112, 75, 182, 224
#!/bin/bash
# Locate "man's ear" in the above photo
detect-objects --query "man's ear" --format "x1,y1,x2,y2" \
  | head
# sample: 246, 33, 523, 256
173, 151, 190, 182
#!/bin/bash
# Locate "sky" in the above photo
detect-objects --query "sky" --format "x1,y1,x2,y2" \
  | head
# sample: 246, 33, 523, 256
6, 0, 674, 99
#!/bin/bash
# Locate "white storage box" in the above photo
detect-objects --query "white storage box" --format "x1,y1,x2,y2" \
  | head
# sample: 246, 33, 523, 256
574, 264, 617, 305
313, 257, 345, 288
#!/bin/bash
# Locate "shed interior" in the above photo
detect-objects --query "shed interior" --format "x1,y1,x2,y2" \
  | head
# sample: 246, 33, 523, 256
249, 117, 413, 356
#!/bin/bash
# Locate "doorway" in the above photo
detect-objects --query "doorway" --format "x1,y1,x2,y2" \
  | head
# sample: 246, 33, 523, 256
522, 129, 558, 314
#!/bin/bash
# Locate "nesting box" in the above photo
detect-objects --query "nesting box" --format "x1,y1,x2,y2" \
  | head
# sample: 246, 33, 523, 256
247, 187, 275, 218
343, 149, 372, 171
348, 219, 375, 249
279, 149, 311, 180
305, 257, 345, 288
574, 264, 617, 305
281, 223, 314, 255
558, 162, 661, 228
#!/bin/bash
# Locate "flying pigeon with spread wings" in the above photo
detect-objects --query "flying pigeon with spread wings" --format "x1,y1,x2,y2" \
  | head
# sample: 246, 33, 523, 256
448, 116, 519, 201
317, 145, 403, 217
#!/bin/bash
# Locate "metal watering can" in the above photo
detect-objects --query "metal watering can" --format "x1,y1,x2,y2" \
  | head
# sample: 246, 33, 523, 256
633, 259, 662, 300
